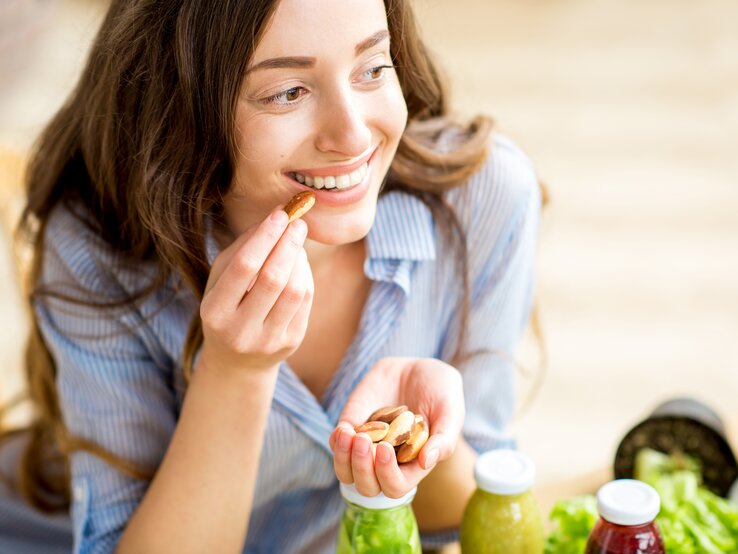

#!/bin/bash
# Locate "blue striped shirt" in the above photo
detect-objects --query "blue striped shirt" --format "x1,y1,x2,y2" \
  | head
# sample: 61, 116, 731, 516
0, 133, 541, 553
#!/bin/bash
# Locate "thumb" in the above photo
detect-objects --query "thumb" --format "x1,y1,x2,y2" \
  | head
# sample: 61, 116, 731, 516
419, 432, 456, 471
417, 401, 463, 470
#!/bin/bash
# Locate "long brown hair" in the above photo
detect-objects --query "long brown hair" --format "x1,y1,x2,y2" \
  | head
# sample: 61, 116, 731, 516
2, 0, 533, 513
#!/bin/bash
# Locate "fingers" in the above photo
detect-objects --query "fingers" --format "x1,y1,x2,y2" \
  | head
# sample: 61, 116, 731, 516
375, 440, 441, 498
333, 425, 355, 484
330, 420, 450, 498
240, 219, 308, 320
333, 426, 383, 497
287, 248, 314, 335
272, 247, 314, 338
285, 284, 313, 340
332, 425, 434, 499
329, 422, 349, 452
418, 415, 454, 470
202, 209, 290, 312
350, 434, 381, 496
418, 433, 445, 471
374, 442, 408, 497
198, 206, 314, 372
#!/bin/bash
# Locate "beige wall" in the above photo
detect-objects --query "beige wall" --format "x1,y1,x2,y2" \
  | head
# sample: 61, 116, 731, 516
414, 0, 738, 486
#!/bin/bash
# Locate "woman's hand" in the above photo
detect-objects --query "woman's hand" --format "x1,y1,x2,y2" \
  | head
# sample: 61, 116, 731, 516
329, 357, 465, 498
198, 208, 313, 375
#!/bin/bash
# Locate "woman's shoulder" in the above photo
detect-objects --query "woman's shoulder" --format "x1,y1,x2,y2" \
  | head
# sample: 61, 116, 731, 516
42, 202, 112, 288
470, 132, 538, 214
42, 202, 158, 297
446, 132, 541, 246
45, 201, 106, 253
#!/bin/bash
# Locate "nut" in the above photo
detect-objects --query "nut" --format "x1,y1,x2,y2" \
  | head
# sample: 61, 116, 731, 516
396, 418, 430, 463
384, 410, 416, 447
367, 405, 408, 424
283, 191, 316, 222
354, 421, 390, 442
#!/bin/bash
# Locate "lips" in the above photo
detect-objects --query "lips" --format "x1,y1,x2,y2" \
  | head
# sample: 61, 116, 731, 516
284, 148, 377, 208
290, 162, 368, 190
284, 147, 377, 195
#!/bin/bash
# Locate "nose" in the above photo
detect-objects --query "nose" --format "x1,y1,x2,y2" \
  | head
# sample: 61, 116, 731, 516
314, 85, 372, 157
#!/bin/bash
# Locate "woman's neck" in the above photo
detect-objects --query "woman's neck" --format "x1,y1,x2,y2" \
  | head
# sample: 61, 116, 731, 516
305, 238, 365, 277
213, 214, 365, 277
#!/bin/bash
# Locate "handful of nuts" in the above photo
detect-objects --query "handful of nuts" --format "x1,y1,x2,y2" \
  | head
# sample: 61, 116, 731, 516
354, 405, 430, 464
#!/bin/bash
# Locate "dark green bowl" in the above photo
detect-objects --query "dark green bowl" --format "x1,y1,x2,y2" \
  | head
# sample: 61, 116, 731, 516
613, 397, 738, 497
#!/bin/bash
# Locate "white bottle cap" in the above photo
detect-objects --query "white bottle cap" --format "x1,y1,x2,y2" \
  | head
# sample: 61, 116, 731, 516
474, 449, 535, 495
596, 479, 660, 526
339, 482, 417, 510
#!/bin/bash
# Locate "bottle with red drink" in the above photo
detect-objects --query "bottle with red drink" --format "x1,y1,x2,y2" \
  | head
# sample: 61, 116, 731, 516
585, 479, 665, 554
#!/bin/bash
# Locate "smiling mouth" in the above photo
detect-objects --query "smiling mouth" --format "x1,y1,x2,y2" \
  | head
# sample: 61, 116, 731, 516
288, 161, 369, 191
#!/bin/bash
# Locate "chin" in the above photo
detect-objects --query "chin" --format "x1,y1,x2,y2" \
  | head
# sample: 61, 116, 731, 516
307, 215, 374, 246
307, 226, 369, 246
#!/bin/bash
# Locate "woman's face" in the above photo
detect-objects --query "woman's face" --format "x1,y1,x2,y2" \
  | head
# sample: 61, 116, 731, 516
226, 0, 408, 245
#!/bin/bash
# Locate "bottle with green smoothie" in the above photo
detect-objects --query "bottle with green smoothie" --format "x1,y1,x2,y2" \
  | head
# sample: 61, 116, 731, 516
460, 449, 545, 554
336, 482, 421, 554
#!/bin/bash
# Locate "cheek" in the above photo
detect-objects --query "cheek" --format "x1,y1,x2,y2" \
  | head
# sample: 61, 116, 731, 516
233, 112, 298, 171
377, 85, 408, 142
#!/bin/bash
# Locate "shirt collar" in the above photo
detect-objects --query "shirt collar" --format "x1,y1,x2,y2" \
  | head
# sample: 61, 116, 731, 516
365, 190, 436, 262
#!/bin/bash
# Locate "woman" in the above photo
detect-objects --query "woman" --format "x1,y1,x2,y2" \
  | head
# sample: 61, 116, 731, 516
0, 0, 543, 552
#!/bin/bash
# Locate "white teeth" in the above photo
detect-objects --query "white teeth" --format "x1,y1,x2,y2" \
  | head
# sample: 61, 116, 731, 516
336, 174, 350, 189
292, 161, 368, 191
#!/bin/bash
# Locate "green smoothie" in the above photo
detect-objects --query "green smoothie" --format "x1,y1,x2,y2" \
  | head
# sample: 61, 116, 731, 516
460, 449, 545, 554
460, 488, 544, 553
336, 502, 421, 554
337, 483, 421, 554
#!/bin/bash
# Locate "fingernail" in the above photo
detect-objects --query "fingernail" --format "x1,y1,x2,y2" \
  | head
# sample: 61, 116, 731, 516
354, 435, 370, 456
338, 430, 353, 452
270, 210, 288, 225
376, 443, 391, 464
425, 448, 439, 469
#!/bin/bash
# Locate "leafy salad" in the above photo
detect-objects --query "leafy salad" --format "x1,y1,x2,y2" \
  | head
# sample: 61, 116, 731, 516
544, 448, 738, 553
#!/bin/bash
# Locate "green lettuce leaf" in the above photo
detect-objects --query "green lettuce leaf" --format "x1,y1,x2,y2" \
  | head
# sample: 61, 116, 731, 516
544, 449, 738, 553
544, 495, 598, 554
636, 448, 738, 554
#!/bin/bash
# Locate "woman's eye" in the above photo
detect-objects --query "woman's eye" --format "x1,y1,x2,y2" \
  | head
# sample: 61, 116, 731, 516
263, 86, 307, 105
362, 65, 395, 82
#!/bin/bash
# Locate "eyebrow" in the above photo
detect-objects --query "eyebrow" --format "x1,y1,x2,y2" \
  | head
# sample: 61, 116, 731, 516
354, 29, 390, 56
246, 29, 390, 74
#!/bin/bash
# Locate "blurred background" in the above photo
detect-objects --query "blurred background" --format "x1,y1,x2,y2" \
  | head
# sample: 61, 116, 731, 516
1, 0, 737, 518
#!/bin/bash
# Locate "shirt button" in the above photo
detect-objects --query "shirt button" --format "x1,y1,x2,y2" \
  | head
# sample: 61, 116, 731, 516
73, 486, 84, 501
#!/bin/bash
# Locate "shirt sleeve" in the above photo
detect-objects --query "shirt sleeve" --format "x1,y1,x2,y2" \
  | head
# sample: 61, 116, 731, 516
420, 135, 542, 550
34, 206, 178, 554
457, 135, 542, 454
